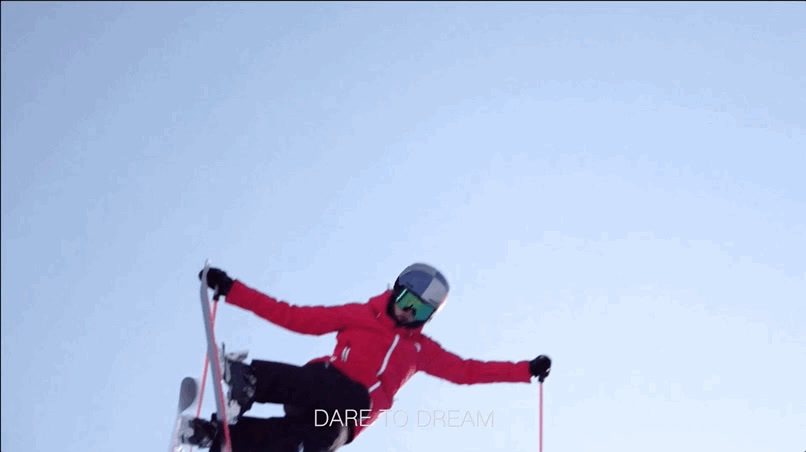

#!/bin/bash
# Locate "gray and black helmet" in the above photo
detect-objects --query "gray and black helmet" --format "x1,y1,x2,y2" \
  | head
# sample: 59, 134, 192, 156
393, 263, 450, 317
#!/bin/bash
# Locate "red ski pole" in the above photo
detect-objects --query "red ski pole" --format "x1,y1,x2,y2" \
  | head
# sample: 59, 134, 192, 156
539, 376, 545, 452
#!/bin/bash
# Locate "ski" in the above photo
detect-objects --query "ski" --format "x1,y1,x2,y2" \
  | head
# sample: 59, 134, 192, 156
168, 377, 199, 452
199, 263, 234, 452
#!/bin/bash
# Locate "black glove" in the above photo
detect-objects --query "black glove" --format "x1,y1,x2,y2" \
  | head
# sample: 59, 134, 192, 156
529, 355, 552, 382
198, 267, 234, 298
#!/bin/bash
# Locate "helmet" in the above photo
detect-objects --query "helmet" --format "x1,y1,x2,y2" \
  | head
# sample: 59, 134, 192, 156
392, 263, 450, 324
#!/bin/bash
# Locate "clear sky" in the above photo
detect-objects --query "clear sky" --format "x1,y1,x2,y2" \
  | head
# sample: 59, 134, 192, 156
2, 3, 804, 452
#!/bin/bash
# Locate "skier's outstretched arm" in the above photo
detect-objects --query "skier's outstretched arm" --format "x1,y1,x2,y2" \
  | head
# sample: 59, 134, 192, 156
418, 338, 551, 384
200, 267, 368, 335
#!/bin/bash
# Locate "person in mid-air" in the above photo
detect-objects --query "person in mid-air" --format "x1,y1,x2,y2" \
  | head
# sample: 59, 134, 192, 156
180, 262, 552, 452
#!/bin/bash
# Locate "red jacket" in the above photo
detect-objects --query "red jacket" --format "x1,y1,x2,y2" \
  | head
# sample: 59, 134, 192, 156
225, 280, 532, 437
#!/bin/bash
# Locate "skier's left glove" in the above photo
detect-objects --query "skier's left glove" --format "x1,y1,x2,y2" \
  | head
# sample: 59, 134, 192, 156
529, 355, 552, 382
198, 267, 234, 298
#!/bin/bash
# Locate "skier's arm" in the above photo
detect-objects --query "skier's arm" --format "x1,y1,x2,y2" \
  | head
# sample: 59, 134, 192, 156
418, 338, 532, 384
224, 280, 366, 335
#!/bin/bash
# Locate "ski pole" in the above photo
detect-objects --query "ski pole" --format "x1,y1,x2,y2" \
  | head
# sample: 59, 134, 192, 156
538, 375, 545, 452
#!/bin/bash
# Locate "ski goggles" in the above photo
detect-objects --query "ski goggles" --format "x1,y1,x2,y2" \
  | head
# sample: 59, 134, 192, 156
394, 288, 437, 322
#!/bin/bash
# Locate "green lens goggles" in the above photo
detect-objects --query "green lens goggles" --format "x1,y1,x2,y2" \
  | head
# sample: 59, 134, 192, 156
394, 288, 437, 322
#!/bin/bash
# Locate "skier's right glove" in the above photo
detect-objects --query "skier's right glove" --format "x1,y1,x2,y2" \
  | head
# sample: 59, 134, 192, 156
198, 267, 234, 298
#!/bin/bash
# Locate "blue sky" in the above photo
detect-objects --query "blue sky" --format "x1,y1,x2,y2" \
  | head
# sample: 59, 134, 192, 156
1, 3, 804, 452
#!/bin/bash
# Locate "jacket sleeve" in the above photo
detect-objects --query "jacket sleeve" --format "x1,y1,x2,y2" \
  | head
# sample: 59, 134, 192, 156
418, 337, 532, 384
223, 280, 368, 335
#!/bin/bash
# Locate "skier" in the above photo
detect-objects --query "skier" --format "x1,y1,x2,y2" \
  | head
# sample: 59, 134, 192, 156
180, 263, 552, 452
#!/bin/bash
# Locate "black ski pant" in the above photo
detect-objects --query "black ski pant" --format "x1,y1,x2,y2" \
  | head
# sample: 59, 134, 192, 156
211, 360, 370, 452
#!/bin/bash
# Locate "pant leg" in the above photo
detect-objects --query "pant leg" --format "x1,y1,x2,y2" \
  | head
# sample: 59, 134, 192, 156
209, 415, 305, 452
249, 361, 368, 413
208, 414, 345, 452
248, 360, 325, 407
248, 361, 370, 446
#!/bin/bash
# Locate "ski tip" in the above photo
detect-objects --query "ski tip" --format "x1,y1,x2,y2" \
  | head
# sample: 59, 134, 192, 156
181, 376, 200, 390
178, 377, 200, 413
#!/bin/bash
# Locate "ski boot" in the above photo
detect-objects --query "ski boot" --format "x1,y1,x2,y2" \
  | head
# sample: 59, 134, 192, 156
176, 414, 220, 448
219, 343, 256, 424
